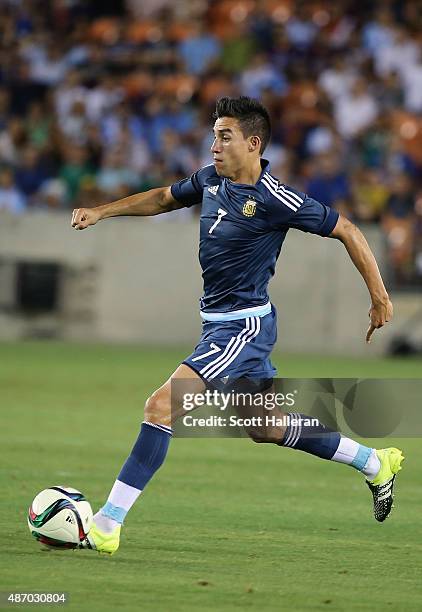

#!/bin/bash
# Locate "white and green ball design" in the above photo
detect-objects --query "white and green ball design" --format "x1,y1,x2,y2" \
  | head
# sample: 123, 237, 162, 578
28, 486, 93, 549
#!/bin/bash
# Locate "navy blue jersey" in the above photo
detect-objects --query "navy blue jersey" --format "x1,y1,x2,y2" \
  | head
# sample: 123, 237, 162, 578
171, 160, 338, 314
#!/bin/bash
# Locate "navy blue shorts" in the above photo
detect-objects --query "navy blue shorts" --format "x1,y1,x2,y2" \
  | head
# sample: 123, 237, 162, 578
183, 305, 277, 389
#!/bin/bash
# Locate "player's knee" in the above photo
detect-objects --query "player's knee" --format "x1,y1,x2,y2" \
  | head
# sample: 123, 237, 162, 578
248, 430, 273, 444
248, 428, 282, 444
144, 389, 171, 426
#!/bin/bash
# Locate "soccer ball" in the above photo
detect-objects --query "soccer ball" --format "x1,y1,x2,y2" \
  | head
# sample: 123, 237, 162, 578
28, 486, 93, 549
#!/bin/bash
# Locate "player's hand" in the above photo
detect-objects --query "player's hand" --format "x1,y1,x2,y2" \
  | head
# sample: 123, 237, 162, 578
71, 207, 101, 230
366, 298, 393, 344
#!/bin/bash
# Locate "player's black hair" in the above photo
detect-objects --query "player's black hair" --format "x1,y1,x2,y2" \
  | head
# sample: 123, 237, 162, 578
214, 96, 271, 154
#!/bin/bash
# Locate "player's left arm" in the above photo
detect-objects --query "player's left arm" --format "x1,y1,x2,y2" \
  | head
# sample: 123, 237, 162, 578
329, 215, 393, 344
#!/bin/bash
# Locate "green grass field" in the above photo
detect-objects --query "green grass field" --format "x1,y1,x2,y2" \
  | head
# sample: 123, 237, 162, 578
1, 342, 421, 611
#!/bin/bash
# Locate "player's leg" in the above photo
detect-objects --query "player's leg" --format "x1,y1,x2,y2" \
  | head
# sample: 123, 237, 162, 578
276, 410, 378, 475
83, 363, 203, 554
220, 307, 404, 522
242, 399, 404, 522
234, 387, 404, 522
277, 411, 404, 521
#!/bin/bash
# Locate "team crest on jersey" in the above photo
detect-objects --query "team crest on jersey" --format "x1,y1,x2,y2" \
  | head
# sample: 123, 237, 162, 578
243, 199, 256, 217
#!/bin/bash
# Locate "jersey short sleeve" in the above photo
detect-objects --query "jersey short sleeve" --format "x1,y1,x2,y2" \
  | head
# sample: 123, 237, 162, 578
171, 164, 218, 208
265, 186, 339, 237
286, 196, 339, 237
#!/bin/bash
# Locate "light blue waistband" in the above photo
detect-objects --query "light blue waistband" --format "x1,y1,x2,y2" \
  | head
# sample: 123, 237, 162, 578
200, 301, 271, 322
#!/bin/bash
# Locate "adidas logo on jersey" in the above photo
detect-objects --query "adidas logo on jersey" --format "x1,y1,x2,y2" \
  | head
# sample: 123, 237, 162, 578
208, 185, 219, 195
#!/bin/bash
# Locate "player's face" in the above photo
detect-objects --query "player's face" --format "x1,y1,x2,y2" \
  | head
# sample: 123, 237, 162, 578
211, 117, 254, 179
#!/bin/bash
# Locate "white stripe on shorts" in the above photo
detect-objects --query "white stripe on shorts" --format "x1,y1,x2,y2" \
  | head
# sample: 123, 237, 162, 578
199, 318, 254, 379
200, 317, 261, 381
208, 317, 261, 380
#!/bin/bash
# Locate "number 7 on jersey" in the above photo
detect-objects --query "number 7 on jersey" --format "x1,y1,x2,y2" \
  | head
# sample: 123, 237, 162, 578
209, 208, 228, 235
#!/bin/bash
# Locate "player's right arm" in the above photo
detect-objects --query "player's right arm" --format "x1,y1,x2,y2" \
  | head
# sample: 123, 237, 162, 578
71, 186, 181, 230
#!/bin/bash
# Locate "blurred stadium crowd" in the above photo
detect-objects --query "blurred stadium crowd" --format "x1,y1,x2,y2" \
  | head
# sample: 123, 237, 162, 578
0, 0, 421, 285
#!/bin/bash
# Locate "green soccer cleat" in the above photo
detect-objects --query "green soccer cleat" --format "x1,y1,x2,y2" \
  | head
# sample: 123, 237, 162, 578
366, 447, 404, 522
80, 523, 121, 555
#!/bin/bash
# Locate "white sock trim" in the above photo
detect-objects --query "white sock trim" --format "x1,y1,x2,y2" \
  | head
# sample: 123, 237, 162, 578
107, 480, 142, 512
331, 437, 360, 464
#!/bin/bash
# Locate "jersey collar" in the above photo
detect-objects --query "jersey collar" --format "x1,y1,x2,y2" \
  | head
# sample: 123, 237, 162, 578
259, 159, 271, 182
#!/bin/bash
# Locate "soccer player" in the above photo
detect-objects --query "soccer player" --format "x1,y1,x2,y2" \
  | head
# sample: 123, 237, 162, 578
71, 96, 403, 555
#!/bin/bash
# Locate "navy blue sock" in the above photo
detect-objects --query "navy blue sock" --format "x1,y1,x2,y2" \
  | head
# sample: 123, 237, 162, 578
280, 412, 341, 459
118, 421, 172, 490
